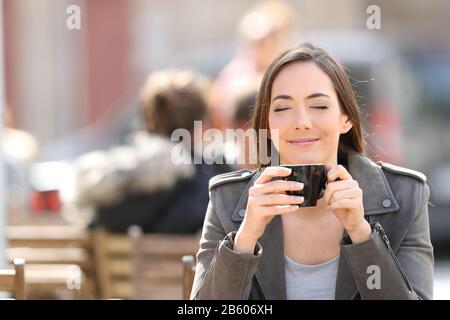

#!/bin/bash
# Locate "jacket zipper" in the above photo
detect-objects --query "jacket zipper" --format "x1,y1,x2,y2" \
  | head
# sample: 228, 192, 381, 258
375, 224, 414, 294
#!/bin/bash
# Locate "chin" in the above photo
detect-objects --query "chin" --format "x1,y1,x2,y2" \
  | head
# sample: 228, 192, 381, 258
281, 153, 324, 165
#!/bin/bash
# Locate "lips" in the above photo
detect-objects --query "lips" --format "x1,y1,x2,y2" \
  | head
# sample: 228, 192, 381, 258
287, 137, 320, 147
288, 137, 320, 143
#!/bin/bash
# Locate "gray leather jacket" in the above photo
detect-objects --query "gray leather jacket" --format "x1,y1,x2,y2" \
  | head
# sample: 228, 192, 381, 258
191, 152, 434, 300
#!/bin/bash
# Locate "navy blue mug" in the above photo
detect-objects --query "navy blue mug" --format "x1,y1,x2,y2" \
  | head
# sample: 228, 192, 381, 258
280, 164, 327, 207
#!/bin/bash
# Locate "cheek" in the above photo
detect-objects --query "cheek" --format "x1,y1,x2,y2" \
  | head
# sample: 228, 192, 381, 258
269, 114, 290, 134
317, 113, 343, 137
268, 115, 290, 147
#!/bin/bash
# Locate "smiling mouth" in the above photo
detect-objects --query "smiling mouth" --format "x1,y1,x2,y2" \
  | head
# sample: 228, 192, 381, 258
287, 138, 320, 146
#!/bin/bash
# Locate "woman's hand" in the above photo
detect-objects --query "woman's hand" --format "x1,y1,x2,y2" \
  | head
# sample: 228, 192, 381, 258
234, 166, 304, 253
323, 164, 371, 244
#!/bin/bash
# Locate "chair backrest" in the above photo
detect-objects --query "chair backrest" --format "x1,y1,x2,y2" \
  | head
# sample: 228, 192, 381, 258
7, 225, 91, 248
0, 258, 26, 299
181, 255, 196, 300
92, 226, 200, 300
92, 228, 134, 299
130, 229, 200, 300
6, 225, 95, 299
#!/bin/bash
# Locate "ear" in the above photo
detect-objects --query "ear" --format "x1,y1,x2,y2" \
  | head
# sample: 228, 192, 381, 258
340, 115, 353, 134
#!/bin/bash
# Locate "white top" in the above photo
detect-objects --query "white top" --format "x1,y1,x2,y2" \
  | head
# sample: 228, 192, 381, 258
285, 254, 340, 300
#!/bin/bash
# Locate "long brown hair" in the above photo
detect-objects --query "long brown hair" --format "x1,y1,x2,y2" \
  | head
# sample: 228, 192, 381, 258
251, 42, 366, 167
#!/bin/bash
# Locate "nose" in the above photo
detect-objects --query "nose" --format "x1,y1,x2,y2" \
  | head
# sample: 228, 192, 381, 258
294, 106, 312, 130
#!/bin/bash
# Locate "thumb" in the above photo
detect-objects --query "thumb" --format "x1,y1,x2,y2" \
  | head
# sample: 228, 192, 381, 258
324, 163, 334, 172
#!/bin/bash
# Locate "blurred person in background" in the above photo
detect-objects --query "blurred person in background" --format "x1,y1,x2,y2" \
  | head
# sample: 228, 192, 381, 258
208, 0, 296, 131
2, 105, 39, 217
72, 70, 230, 234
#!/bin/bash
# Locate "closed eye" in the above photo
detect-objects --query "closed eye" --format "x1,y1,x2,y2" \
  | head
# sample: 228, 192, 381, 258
310, 105, 328, 109
273, 107, 291, 112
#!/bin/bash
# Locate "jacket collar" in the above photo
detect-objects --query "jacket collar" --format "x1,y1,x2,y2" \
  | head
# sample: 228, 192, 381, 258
230, 152, 400, 299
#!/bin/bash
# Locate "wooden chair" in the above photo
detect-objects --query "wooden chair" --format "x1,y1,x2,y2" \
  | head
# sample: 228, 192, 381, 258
7, 225, 91, 248
130, 228, 200, 300
92, 226, 200, 299
0, 258, 26, 299
6, 225, 95, 299
181, 255, 196, 300
92, 227, 134, 299
8, 211, 70, 226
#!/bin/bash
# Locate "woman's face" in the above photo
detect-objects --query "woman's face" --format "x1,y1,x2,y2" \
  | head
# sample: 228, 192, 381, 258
268, 62, 352, 165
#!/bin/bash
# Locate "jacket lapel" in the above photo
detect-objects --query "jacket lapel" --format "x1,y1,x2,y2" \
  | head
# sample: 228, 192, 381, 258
230, 153, 401, 300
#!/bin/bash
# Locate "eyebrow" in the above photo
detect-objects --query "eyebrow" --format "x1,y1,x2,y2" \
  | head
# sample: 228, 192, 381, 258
271, 94, 293, 103
271, 92, 330, 103
306, 92, 330, 100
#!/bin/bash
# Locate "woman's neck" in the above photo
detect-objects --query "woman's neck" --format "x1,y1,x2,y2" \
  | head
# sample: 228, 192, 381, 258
290, 198, 330, 221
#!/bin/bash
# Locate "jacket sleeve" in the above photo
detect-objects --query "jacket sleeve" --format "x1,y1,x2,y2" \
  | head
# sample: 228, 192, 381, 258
340, 182, 434, 300
190, 189, 263, 300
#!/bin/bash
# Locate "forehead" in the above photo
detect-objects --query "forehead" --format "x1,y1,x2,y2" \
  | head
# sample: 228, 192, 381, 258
271, 61, 335, 98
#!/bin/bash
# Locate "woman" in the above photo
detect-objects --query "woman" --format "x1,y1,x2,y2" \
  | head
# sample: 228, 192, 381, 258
191, 43, 433, 299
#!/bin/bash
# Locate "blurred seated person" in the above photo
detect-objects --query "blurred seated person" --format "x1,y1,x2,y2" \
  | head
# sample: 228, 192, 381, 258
72, 70, 231, 234
208, 0, 296, 131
